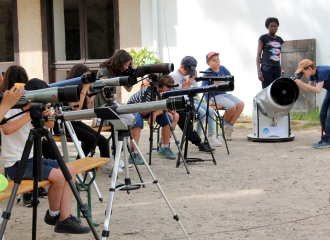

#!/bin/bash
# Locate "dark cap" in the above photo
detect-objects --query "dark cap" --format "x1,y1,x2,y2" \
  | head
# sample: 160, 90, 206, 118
24, 78, 49, 91
181, 57, 197, 77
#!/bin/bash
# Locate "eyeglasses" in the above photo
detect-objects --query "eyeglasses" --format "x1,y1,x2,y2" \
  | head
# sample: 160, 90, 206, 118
268, 25, 278, 28
124, 62, 132, 67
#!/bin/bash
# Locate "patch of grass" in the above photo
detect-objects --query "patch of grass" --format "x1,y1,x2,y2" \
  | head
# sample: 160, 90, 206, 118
290, 109, 319, 121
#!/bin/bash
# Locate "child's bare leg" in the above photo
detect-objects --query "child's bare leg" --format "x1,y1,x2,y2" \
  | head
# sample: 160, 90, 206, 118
228, 102, 245, 125
130, 127, 142, 151
47, 166, 76, 221
59, 166, 76, 221
224, 105, 236, 123
161, 125, 172, 145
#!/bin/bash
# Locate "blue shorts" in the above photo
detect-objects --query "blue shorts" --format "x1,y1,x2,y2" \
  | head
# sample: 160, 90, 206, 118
6, 158, 59, 181
133, 112, 173, 128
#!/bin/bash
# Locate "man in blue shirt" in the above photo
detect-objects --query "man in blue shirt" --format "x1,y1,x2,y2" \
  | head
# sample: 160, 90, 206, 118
295, 59, 330, 148
202, 52, 244, 140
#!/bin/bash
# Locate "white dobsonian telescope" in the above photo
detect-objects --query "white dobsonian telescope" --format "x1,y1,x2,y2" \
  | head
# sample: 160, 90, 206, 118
248, 77, 299, 142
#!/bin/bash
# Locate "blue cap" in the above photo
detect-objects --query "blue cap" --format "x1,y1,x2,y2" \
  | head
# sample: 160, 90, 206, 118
181, 57, 197, 76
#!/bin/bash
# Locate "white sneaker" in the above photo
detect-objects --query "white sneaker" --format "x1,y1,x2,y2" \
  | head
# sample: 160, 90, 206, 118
208, 136, 222, 147
100, 161, 123, 173
119, 159, 133, 169
224, 124, 232, 141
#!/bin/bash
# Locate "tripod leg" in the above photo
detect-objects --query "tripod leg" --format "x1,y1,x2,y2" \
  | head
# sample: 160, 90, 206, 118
162, 110, 190, 174
102, 140, 123, 239
149, 112, 153, 165
64, 120, 104, 202
32, 135, 43, 240
44, 130, 100, 240
176, 114, 189, 168
196, 116, 217, 165
131, 140, 191, 239
126, 136, 145, 187
0, 132, 35, 239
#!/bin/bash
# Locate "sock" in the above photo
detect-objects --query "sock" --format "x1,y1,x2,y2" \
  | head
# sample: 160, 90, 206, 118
161, 144, 169, 149
228, 123, 233, 129
49, 209, 60, 217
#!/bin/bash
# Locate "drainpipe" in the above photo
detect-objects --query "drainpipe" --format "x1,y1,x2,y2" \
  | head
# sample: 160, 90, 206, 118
152, 0, 159, 57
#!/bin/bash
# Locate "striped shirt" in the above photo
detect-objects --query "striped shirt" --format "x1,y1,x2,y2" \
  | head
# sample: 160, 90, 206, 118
127, 87, 154, 104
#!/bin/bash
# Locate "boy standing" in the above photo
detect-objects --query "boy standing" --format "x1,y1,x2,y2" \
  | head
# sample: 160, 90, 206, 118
203, 51, 244, 140
128, 75, 179, 160
294, 59, 330, 148
170, 56, 222, 147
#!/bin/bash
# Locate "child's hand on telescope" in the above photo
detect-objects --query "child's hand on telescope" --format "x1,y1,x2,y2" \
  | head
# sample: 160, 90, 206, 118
2, 86, 24, 109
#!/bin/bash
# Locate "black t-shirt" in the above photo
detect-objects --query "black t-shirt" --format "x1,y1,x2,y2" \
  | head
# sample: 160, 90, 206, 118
259, 34, 284, 66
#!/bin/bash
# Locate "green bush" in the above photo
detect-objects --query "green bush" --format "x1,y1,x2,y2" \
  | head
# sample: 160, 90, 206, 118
129, 47, 161, 67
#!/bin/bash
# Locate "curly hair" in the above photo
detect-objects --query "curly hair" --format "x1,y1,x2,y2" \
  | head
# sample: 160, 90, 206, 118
265, 17, 279, 28
99, 49, 132, 76
158, 75, 174, 88
0, 65, 29, 92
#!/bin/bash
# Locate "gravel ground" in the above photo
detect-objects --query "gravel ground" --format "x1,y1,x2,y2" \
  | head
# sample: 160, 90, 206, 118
1, 124, 330, 240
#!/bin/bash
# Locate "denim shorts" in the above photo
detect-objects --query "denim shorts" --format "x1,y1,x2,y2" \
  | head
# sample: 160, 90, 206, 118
132, 112, 173, 128
6, 158, 59, 181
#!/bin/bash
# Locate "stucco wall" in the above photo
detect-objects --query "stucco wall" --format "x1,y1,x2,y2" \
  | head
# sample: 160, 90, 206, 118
141, 0, 330, 114
118, 0, 142, 103
17, 0, 43, 80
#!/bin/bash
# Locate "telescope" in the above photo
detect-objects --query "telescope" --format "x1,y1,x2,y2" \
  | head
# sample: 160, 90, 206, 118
48, 72, 96, 87
48, 96, 186, 123
195, 75, 234, 82
162, 82, 234, 98
248, 77, 299, 142
12, 86, 80, 108
92, 76, 137, 89
125, 63, 174, 77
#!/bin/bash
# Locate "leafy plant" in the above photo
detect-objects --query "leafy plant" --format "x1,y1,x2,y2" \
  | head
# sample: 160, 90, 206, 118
129, 47, 161, 67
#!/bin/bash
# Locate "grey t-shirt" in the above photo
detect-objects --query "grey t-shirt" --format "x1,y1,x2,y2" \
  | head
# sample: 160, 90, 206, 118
95, 67, 116, 107
170, 69, 198, 100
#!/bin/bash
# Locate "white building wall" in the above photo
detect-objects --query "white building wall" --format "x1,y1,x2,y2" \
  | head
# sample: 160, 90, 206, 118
140, 0, 330, 115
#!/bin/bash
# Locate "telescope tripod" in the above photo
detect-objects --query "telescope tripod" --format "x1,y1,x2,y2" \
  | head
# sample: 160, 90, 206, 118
140, 79, 189, 173
196, 90, 230, 155
95, 118, 146, 188
0, 106, 99, 240
55, 105, 104, 203
176, 93, 217, 167
102, 127, 190, 239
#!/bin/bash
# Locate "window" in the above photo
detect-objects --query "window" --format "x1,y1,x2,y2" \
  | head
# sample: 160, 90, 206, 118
0, 0, 19, 70
51, 0, 118, 76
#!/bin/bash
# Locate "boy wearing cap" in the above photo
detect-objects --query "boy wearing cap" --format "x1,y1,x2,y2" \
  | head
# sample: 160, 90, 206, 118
169, 56, 218, 152
203, 52, 244, 141
294, 59, 330, 148
128, 75, 179, 159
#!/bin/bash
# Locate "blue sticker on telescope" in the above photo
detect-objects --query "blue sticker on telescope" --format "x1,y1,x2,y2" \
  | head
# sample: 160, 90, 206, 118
263, 128, 269, 134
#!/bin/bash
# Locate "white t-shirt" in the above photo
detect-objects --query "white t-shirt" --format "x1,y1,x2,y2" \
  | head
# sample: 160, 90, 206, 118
1, 109, 33, 168
170, 69, 199, 100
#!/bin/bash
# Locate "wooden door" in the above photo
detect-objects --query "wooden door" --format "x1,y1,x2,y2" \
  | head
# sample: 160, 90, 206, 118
281, 39, 316, 112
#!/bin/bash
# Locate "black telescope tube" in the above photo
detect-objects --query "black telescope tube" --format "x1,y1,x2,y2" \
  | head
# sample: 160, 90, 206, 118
195, 75, 234, 82
166, 96, 185, 111
132, 63, 174, 77
162, 82, 234, 98
58, 86, 80, 103
291, 72, 303, 80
